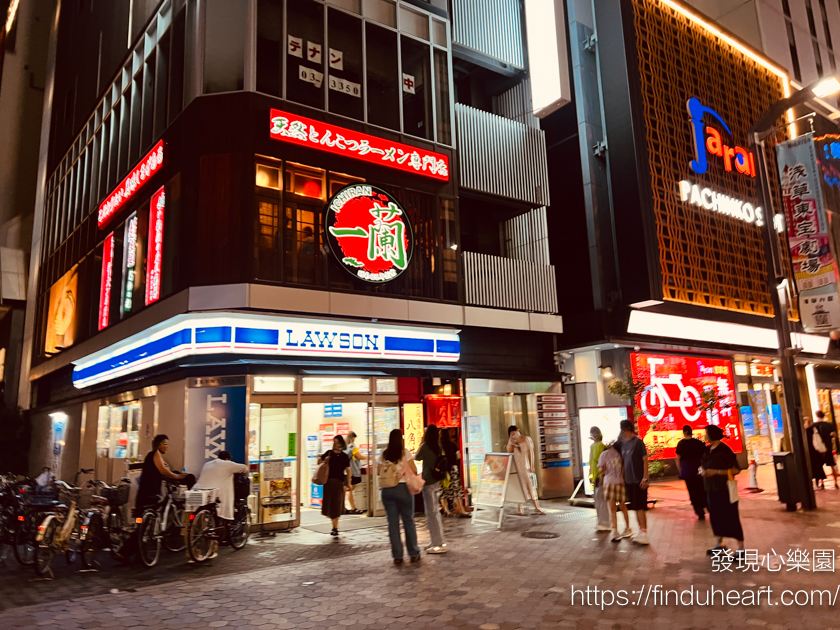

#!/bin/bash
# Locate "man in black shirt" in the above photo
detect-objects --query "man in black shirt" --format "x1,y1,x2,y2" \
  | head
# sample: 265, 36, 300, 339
813, 411, 839, 488
675, 425, 707, 519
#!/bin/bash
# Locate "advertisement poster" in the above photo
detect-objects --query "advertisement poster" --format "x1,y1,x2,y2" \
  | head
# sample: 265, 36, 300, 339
631, 353, 741, 458
45, 265, 79, 354
578, 406, 629, 494
425, 396, 461, 428
185, 385, 247, 474
474, 453, 512, 507
403, 403, 424, 453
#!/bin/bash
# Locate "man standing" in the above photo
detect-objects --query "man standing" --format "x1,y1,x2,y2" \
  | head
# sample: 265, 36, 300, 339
813, 411, 839, 488
344, 431, 364, 514
675, 425, 707, 519
588, 427, 611, 532
619, 420, 649, 545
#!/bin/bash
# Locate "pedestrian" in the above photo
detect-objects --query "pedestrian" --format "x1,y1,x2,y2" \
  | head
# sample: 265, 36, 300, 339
805, 417, 829, 490
619, 420, 649, 545
344, 431, 364, 514
700, 424, 745, 558
507, 426, 546, 515
416, 424, 448, 553
192, 451, 249, 560
589, 426, 611, 532
812, 411, 839, 488
675, 424, 708, 519
378, 429, 421, 565
598, 440, 632, 542
318, 435, 351, 536
439, 428, 469, 517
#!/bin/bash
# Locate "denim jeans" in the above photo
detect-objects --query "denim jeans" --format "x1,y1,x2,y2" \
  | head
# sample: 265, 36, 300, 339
422, 481, 444, 547
380, 483, 419, 559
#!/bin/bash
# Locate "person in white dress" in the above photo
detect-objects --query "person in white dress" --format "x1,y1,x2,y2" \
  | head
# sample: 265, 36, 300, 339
194, 451, 249, 521
506, 426, 546, 515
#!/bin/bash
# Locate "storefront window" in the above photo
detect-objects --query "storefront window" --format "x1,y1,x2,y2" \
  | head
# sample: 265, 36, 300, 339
256, 164, 281, 190
465, 394, 531, 485
302, 377, 370, 392
375, 378, 397, 393
254, 376, 296, 392
401, 36, 432, 140
365, 24, 399, 130
285, 164, 326, 286
286, 0, 325, 110
96, 403, 142, 482
254, 405, 297, 524
327, 8, 364, 121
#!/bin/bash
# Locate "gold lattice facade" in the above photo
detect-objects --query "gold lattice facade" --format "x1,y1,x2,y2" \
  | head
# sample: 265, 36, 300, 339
630, 0, 790, 317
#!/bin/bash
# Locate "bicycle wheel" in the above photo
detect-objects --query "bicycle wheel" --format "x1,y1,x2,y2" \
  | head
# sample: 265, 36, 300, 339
229, 506, 250, 551
107, 509, 130, 561
34, 518, 59, 577
162, 505, 185, 553
65, 522, 81, 565
137, 510, 161, 568
81, 513, 104, 569
187, 508, 215, 562
14, 514, 36, 566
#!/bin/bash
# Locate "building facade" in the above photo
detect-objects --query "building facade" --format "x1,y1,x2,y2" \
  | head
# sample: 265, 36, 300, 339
20, 0, 567, 528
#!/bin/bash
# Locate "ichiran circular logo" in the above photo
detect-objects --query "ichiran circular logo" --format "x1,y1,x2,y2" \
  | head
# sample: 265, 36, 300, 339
325, 185, 413, 283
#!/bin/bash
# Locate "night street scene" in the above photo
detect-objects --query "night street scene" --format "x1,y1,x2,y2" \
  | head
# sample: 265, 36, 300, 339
6, 0, 840, 628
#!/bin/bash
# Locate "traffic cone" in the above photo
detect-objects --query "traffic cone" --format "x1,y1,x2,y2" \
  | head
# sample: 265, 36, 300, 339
746, 459, 763, 493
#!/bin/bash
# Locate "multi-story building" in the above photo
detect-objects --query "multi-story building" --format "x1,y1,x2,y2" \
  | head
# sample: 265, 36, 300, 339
20, 0, 566, 527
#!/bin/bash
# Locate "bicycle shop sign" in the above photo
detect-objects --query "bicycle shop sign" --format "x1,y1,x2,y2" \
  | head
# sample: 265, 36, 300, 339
630, 353, 741, 458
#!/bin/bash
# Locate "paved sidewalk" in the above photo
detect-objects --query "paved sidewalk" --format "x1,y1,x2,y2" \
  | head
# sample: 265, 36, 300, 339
3, 469, 840, 629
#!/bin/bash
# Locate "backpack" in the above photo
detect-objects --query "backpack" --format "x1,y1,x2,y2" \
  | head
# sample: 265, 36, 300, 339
431, 452, 448, 481
813, 428, 828, 454
379, 459, 400, 488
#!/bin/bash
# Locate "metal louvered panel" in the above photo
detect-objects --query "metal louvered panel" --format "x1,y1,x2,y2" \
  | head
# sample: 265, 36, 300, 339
455, 104, 550, 207
504, 207, 549, 265
495, 79, 540, 129
452, 0, 524, 69
462, 252, 558, 314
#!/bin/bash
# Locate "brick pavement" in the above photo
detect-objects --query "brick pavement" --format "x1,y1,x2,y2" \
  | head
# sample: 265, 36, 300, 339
3, 470, 840, 629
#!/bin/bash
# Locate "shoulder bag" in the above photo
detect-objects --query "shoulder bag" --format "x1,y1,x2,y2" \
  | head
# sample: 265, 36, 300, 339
312, 455, 330, 486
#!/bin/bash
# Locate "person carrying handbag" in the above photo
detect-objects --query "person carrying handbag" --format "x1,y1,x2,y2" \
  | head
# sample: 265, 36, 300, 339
700, 424, 745, 559
378, 429, 421, 565
318, 435, 351, 537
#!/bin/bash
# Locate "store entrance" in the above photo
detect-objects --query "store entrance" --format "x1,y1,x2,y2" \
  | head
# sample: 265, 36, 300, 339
249, 404, 298, 528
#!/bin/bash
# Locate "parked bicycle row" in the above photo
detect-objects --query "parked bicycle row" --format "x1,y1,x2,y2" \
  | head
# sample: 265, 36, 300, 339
0, 437, 252, 577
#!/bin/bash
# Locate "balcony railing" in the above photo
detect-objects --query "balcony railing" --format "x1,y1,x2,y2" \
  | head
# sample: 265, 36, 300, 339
463, 252, 558, 314
455, 104, 550, 207
452, 0, 524, 69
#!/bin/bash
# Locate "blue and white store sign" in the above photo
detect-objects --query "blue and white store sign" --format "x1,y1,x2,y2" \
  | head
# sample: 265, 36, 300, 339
72, 313, 461, 388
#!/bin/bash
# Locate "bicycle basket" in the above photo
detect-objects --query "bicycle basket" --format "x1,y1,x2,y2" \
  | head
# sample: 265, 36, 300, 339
185, 488, 216, 510
58, 486, 80, 507
234, 473, 250, 502
77, 486, 95, 510
102, 481, 131, 506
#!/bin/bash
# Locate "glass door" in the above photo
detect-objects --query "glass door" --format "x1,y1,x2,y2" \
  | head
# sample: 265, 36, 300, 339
371, 404, 400, 516
95, 403, 141, 483
250, 404, 298, 526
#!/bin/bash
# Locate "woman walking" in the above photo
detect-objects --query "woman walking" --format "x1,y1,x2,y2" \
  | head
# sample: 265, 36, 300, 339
378, 429, 421, 565
507, 425, 546, 514
416, 425, 447, 553
318, 435, 351, 537
700, 424, 745, 558
440, 428, 469, 517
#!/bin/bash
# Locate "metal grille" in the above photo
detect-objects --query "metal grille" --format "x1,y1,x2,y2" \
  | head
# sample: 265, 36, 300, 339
630, 0, 791, 316
451, 0, 524, 69
455, 104, 550, 207
463, 252, 558, 313
504, 207, 550, 265
494, 78, 540, 129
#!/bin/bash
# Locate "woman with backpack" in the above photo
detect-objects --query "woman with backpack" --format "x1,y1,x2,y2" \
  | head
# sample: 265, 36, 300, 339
378, 429, 421, 565
416, 424, 448, 554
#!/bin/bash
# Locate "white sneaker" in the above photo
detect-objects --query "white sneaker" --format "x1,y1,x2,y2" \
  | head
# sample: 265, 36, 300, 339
632, 532, 650, 545
595, 524, 612, 532
610, 530, 622, 542
618, 528, 633, 539
426, 546, 448, 554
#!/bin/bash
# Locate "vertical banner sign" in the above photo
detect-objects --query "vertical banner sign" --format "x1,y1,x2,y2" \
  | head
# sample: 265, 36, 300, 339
122, 214, 138, 313
185, 385, 247, 474
630, 353, 741, 457
98, 233, 114, 331
403, 403, 424, 453
145, 186, 165, 305
776, 134, 840, 331
425, 396, 461, 428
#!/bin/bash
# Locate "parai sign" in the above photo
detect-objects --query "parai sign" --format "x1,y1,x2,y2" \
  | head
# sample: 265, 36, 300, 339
325, 185, 414, 283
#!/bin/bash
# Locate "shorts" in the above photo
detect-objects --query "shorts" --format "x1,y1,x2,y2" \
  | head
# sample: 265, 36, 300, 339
604, 483, 626, 505
625, 482, 648, 511
350, 476, 362, 486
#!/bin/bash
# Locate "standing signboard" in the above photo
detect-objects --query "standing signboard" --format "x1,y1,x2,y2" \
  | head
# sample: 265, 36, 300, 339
471, 453, 529, 528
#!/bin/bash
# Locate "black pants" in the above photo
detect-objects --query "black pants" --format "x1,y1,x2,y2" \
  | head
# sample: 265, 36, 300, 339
685, 476, 707, 516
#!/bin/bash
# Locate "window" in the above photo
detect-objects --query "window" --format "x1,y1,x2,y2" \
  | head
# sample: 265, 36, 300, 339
327, 8, 364, 120
401, 36, 432, 139
204, 0, 247, 93
256, 201, 281, 281
818, 0, 836, 71
440, 198, 458, 300
302, 377, 370, 393
783, 0, 802, 81
366, 24, 399, 130
286, 0, 325, 109
257, 0, 283, 96
254, 376, 296, 392
806, 0, 824, 76
284, 163, 326, 285
434, 48, 451, 144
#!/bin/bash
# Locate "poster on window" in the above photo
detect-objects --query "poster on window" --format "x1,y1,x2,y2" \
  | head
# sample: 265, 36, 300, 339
630, 353, 741, 458
185, 385, 247, 474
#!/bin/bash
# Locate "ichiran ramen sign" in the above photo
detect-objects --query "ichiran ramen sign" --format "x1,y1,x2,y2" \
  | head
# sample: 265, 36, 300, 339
326, 185, 414, 283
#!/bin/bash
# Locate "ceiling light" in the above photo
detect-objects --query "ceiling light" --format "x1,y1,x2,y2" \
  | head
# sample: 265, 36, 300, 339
812, 77, 840, 98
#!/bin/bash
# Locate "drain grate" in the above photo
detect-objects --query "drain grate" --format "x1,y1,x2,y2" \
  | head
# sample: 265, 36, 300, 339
556, 511, 593, 521
522, 531, 560, 539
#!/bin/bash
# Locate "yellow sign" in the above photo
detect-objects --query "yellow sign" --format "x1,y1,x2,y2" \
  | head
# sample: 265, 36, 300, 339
403, 403, 423, 454
45, 265, 79, 354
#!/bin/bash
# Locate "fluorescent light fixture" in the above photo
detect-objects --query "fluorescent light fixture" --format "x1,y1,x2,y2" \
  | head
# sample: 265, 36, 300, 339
627, 310, 830, 355
524, 0, 571, 118
630, 300, 664, 309
812, 77, 840, 98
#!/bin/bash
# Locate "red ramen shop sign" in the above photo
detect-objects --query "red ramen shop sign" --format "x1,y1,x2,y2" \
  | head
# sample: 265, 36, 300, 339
98, 140, 165, 228
326, 185, 414, 283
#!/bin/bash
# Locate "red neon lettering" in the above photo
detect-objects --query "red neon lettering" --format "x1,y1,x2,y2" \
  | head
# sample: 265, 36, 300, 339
145, 187, 165, 306
703, 128, 756, 177
98, 233, 114, 330
705, 126, 723, 156
98, 140, 165, 229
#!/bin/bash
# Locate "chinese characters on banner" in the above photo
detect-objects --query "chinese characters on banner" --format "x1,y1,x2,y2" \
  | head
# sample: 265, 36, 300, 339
776, 134, 840, 331
403, 403, 424, 454
98, 140, 164, 228
425, 396, 461, 429
630, 353, 741, 458
269, 108, 449, 180
145, 186, 165, 306
98, 233, 114, 330
326, 185, 414, 283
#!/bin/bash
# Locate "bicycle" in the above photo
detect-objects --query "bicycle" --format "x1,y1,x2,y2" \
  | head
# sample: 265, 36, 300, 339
33, 468, 95, 577
186, 488, 250, 563
11, 478, 60, 567
136, 480, 187, 568
78, 477, 130, 570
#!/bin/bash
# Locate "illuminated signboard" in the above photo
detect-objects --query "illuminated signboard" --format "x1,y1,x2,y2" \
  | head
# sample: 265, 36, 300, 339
45, 265, 79, 354
145, 186, 165, 305
98, 140, 164, 228
269, 108, 449, 181
122, 215, 138, 313
98, 234, 114, 331
687, 98, 756, 178
72, 313, 460, 388
630, 352, 742, 458
677, 181, 764, 226
325, 185, 413, 283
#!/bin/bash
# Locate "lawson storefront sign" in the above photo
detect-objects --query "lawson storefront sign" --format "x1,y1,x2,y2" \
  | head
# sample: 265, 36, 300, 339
72, 313, 460, 388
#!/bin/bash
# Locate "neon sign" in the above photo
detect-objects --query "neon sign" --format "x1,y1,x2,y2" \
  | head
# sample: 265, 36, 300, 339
269, 108, 449, 181
145, 187, 165, 305
678, 180, 764, 226
122, 215, 138, 313
687, 98, 755, 177
98, 140, 165, 228
325, 185, 414, 283
98, 233, 114, 331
